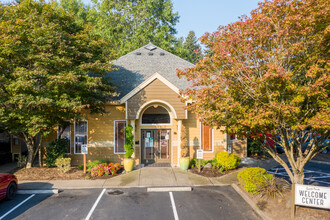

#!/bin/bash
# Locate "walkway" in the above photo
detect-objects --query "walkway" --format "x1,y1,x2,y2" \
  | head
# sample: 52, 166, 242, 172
18, 167, 243, 190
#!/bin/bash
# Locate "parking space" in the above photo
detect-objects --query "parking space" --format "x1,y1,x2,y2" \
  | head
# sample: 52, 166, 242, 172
0, 194, 51, 220
268, 162, 330, 186
0, 186, 259, 220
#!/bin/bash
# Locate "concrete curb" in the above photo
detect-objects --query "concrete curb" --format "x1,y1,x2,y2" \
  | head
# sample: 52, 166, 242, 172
310, 160, 330, 165
147, 187, 192, 192
17, 189, 59, 194
231, 184, 272, 220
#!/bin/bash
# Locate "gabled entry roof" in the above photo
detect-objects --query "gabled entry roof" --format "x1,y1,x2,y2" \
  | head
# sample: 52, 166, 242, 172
110, 43, 194, 99
120, 72, 180, 103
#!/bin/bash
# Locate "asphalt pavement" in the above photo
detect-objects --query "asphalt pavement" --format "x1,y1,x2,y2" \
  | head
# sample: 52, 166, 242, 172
268, 161, 330, 187
0, 186, 260, 220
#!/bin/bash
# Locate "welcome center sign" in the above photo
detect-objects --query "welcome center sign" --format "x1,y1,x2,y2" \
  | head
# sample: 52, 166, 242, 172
295, 184, 330, 209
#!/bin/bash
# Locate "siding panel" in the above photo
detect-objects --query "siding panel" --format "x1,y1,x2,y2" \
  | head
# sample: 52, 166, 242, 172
127, 79, 186, 119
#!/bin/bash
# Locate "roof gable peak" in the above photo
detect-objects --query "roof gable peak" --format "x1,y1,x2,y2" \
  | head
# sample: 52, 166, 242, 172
120, 72, 180, 103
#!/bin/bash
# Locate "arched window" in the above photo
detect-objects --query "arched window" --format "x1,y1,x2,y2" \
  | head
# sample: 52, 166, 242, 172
142, 105, 170, 124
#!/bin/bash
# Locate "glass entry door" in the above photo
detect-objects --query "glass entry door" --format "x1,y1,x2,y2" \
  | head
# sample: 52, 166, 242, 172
141, 129, 170, 164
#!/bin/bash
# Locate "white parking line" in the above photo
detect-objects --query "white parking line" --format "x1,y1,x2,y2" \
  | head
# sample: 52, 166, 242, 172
169, 192, 179, 220
306, 180, 330, 185
0, 194, 35, 220
270, 168, 286, 170
85, 188, 106, 220
310, 171, 330, 175
305, 176, 330, 180
269, 170, 330, 185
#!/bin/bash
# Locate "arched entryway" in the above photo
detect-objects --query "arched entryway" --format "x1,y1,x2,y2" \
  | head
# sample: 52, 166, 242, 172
138, 104, 173, 165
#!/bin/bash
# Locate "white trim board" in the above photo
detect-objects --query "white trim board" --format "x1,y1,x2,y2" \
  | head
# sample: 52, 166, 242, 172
136, 100, 177, 120
120, 72, 181, 103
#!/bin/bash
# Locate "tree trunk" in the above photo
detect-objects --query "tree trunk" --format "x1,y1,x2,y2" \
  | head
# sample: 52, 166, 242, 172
23, 133, 35, 169
38, 148, 42, 167
26, 143, 34, 169
293, 171, 305, 185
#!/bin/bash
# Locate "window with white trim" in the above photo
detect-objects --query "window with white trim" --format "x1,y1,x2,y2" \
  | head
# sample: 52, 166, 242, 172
57, 123, 71, 154
74, 121, 87, 154
201, 123, 213, 152
114, 121, 126, 154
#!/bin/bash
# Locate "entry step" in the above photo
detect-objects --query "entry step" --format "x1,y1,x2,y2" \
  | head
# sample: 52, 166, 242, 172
144, 163, 171, 167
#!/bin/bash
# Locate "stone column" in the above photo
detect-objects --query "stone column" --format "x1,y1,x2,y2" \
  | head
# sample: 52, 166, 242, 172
177, 119, 182, 166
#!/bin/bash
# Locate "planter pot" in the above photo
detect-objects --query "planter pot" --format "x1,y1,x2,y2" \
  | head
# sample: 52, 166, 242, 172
124, 158, 134, 172
179, 157, 190, 170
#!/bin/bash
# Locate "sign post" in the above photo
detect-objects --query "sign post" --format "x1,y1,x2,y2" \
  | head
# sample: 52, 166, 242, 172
291, 183, 295, 220
196, 149, 203, 173
81, 144, 88, 174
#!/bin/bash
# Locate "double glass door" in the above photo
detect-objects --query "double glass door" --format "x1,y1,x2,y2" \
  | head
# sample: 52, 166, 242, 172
141, 129, 170, 164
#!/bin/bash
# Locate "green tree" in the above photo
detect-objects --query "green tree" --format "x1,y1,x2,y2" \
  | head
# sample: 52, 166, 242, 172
59, 0, 179, 58
58, 0, 90, 26
183, 31, 203, 64
0, 0, 116, 168
178, 0, 329, 184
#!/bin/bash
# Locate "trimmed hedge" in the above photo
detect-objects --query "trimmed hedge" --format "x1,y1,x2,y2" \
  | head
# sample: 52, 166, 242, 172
237, 167, 273, 194
55, 157, 71, 173
215, 152, 241, 170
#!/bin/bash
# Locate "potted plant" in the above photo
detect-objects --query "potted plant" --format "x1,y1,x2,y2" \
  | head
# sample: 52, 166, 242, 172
179, 125, 190, 170
123, 124, 134, 172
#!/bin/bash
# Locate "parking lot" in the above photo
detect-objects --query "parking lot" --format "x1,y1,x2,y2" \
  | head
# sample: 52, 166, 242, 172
0, 187, 258, 220
0, 186, 259, 220
268, 161, 330, 186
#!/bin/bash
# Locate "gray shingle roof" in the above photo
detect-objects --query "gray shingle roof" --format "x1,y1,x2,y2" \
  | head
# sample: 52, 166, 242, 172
110, 43, 194, 99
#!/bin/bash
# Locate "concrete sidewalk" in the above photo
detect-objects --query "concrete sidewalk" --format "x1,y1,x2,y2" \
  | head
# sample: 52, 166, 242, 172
19, 167, 241, 190
12, 155, 329, 191
13, 156, 287, 190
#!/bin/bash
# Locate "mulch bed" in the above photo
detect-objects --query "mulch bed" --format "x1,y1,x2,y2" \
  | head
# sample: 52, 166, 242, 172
10, 167, 123, 180
189, 167, 239, 178
238, 183, 330, 220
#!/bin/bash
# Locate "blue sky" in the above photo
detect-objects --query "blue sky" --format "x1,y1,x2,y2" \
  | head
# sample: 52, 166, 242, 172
171, 0, 261, 40
1, 0, 262, 40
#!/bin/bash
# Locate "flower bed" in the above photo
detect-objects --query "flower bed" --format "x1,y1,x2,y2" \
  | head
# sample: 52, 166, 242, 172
90, 162, 122, 177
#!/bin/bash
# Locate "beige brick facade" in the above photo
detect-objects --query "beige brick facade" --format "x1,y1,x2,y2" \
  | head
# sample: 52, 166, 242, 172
42, 76, 247, 166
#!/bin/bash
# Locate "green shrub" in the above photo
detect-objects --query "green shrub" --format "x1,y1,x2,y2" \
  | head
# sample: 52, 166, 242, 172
247, 139, 264, 156
17, 155, 27, 168
215, 152, 241, 170
211, 159, 220, 169
124, 124, 134, 158
237, 167, 273, 194
55, 157, 71, 173
46, 138, 69, 168
189, 158, 212, 168
77, 164, 84, 170
256, 176, 286, 198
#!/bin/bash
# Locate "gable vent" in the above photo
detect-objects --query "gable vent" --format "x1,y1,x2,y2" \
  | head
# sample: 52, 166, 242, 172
160, 52, 165, 56
135, 52, 141, 55
148, 52, 153, 56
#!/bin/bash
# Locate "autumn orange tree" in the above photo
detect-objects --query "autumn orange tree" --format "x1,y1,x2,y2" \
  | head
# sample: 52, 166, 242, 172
178, 0, 329, 184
